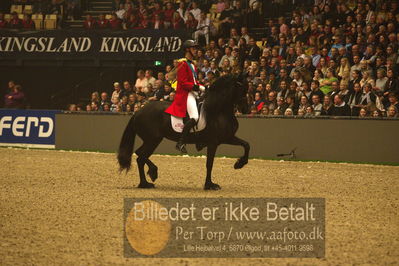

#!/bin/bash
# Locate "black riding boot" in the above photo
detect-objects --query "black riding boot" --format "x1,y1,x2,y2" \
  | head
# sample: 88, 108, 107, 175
176, 118, 197, 154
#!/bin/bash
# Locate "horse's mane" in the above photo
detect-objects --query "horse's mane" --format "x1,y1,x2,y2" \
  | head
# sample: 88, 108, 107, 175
203, 75, 236, 121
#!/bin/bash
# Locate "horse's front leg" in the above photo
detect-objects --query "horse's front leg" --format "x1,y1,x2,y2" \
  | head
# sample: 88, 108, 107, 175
224, 136, 250, 169
204, 144, 221, 190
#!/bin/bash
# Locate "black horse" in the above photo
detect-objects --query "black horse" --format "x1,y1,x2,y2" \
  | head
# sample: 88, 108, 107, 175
117, 74, 250, 190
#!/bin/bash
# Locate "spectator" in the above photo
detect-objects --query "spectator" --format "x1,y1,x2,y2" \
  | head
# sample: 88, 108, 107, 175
359, 108, 368, 118
67, 104, 77, 111
348, 83, 363, 116
360, 70, 375, 88
91, 101, 99, 111
122, 81, 134, 96
152, 13, 164, 29
151, 2, 164, 21
322, 95, 333, 115
338, 81, 351, 103
247, 38, 261, 62
384, 69, 399, 98
172, 11, 185, 29
90, 91, 99, 105
109, 13, 122, 29
176, 2, 188, 22
111, 82, 121, 101
215, 0, 225, 13
337, 57, 351, 82
115, 3, 126, 20
185, 13, 198, 30
276, 96, 288, 114
387, 106, 398, 118
359, 83, 376, 108
265, 91, 277, 112
330, 94, 351, 116
143, 69, 156, 92
240, 27, 250, 44
4, 84, 25, 109
320, 68, 338, 95
110, 97, 119, 112
164, 2, 175, 28
167, 91, 175, 102
218, 47, 234, 68
189, 1, 201, 22
311, 95, 323, 116
22, 14, 35, 29
219, 1, 234, 38
194, 12, 210, 46
99, 92, 109, 111
284, 108, 293, 116
83, 14, 96, 30
297, 95, 310, 115
385, 93, 399, 111
135, 70, 146, 92
126, 13, 140, 29
97, 14, 109, 29
8, 12, 22, 29
260, 105, 269, 116
126, 92, 135, 104
375, 69, 388, 93
120, 95, 129, 111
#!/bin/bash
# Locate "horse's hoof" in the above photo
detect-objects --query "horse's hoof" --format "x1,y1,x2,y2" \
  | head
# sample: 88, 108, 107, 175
234, 158, 248, 169
204, 182, 221, 190
138, 182, 155, 188
147, 167, 158, 182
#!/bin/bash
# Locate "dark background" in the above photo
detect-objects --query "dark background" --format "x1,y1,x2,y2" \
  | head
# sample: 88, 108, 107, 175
0, 63, 166, 109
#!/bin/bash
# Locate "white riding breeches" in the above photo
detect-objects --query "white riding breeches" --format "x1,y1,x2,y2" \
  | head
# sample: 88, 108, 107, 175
187, 91, 199, 122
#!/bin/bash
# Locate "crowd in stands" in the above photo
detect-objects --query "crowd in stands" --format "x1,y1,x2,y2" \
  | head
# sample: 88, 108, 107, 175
65, 0, 399, 118
0, 0, 81, 29
2, 0, 399, 118
81, 0, 257, 37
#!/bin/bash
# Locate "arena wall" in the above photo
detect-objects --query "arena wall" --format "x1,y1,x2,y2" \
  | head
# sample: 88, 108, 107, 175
55, 113, 399, 164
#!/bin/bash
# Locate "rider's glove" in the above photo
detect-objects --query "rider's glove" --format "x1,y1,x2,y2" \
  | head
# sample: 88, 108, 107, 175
192, 84, 200, 91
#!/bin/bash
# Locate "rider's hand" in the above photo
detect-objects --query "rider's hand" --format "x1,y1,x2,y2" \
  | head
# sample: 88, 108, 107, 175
192, 84, 200, 91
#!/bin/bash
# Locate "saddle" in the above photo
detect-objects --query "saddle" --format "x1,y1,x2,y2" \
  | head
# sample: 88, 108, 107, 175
171, 102, 206, 133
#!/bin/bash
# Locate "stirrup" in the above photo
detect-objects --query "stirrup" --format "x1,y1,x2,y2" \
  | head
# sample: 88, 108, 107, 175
176, 141, 187, 154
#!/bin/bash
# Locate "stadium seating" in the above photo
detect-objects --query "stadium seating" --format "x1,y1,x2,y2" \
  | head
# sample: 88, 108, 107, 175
44, 14, 57, 30
32, 14, 44, 29
4, 14, 11, 22
24, 5, 33, 15
10, 5, 23, 14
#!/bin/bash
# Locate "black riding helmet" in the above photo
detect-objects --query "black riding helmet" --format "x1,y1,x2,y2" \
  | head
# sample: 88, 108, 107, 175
182, 39, 199, 50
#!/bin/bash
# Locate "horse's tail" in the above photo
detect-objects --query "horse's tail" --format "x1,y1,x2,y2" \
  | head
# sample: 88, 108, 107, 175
117, 114, 136, 172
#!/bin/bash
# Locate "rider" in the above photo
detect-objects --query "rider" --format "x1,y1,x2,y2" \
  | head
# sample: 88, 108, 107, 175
165, 39, 201, 153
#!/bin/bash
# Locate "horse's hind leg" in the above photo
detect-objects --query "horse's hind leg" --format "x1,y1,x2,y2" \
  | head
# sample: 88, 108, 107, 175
145, 158, 158, 182
135, 138, 162, 188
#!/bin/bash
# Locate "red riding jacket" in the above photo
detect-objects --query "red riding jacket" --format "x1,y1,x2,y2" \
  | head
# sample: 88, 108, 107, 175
165, 58, 198, 118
